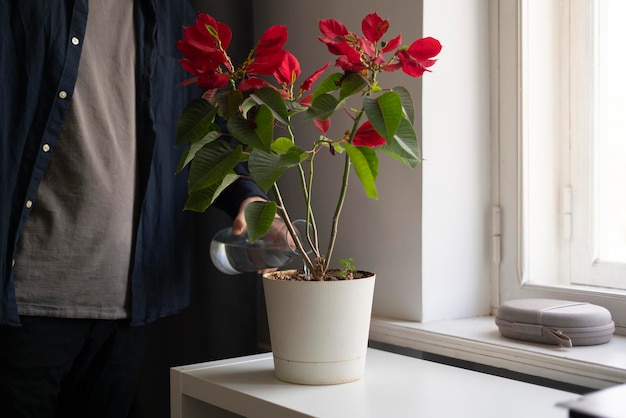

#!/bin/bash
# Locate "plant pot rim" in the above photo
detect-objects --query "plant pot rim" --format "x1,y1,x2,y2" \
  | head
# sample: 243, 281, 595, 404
262, 269, 375, 282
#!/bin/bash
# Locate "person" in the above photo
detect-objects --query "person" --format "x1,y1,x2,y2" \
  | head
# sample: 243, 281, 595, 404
0, 2, 270, 417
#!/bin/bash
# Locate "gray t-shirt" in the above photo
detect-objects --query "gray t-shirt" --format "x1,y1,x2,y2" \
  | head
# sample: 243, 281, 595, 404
14, 0, 137, 319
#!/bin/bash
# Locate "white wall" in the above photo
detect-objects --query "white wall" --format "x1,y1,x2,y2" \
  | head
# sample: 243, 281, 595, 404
420, 0, 491, 320
252, 0, 491, 321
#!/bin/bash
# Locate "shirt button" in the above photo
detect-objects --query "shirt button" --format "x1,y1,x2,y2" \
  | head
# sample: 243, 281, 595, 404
71, 37, 80, 46
25, 200, 33, 209
59, 91, 68, 99
42, 144, 50, 152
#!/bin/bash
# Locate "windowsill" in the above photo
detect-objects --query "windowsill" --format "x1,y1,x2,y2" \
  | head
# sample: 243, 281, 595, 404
369, 315, 626, 390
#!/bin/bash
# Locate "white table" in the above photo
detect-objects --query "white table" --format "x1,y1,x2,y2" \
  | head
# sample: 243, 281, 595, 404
170, 348, 580, 417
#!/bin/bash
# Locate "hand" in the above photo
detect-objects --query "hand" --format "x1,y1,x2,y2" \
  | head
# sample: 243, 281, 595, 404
231, 196, 267, 235
232, 196, 281, 274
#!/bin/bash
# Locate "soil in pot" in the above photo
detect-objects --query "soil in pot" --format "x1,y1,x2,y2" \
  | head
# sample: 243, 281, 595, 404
268, 268, 374, 281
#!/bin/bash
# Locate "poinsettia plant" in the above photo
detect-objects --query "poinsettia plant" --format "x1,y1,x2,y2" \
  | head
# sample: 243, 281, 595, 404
175, 12, 441, 281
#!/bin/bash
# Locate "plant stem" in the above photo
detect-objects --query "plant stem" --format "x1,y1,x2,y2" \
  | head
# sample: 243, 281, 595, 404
322, 109, 365, 274
297, 164, 319, 258
272, 183, 315, 274
304, 151, 320, 254
289, 121, 321, 270
323, 153, 351, 274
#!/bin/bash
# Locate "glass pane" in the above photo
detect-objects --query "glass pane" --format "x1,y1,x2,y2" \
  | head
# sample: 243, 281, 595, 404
594, 0, 626, 264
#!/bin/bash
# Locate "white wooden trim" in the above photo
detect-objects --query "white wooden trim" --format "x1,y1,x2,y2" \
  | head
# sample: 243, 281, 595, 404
370, 316, 626, 390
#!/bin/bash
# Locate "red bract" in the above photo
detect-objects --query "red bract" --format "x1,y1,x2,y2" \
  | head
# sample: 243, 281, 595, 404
300, 94, 313, 106
196, 72, 230, 90
247, 25, 289, 76
353, 121, 386, 147
314, 118, 331, 135
397, 37, 442, 77
247, 48, 287, 76
300, 62, 331, 93
274, 52, 301, 86
382, 34, 402, 53
336, 56, 365, 73
178, 43, 231, 89
361, 13, 389, 43
257, 25, 288, 51
178, 44, 226, 73
182, 14, 232, 53
359, 37, 376, 59
318, 19, 350, 46
237, 77, 268, 92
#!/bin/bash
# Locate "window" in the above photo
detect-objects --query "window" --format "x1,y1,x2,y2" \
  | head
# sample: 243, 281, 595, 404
495, 0, 626, 331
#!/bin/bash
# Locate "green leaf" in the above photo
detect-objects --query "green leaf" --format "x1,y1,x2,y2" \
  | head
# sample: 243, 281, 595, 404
226, 105, 274, 152
379, 118, 421, 167
215, 89, 244, 120
331, 142, 345, 154
305, 93, 339, 120
176, 99, 216, 146
184, 173, 240, 212
285, 99, 309, 114
251, 87, 290, 125
213, 172, 241, 200
344, 143, 379, 199
248, 148, 304, 192
175, 129, 222, 174
312, 72, 343, 100
271, 137, 307, 162
393, 86, 415, 125
339, 73, 367, 101
188, 141, 242, 192
271, 137, 295, 154
244, 201, 277, 242
364, 92, 403, 141
205, 24, 219, 39
184, 184, 218, 212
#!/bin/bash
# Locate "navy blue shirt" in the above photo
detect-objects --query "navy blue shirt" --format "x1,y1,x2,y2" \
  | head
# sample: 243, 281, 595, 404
0, 1, 263, 326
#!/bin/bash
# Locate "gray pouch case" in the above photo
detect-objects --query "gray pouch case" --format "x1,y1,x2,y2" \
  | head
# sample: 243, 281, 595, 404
495, 298, 614, 347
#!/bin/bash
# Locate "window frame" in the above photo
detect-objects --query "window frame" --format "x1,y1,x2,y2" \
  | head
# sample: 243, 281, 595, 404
494, 0, 626, 333
567, 0, 626, 289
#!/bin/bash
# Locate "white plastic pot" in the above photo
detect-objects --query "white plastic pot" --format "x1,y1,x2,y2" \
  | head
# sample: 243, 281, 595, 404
262, 271, 376, 385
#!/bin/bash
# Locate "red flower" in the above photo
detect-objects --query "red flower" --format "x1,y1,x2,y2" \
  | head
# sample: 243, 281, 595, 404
397, 37, 442, 77
177, 15, 231, 68
176, 14, 235, 89
353, 121, 386, 147
318, 18, 363, 72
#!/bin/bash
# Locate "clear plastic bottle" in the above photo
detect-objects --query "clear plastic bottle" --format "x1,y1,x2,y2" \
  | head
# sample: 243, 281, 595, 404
210, 219, 308, 275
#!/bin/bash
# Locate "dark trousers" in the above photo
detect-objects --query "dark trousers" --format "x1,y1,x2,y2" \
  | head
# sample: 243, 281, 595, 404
0, 316, 146, 418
